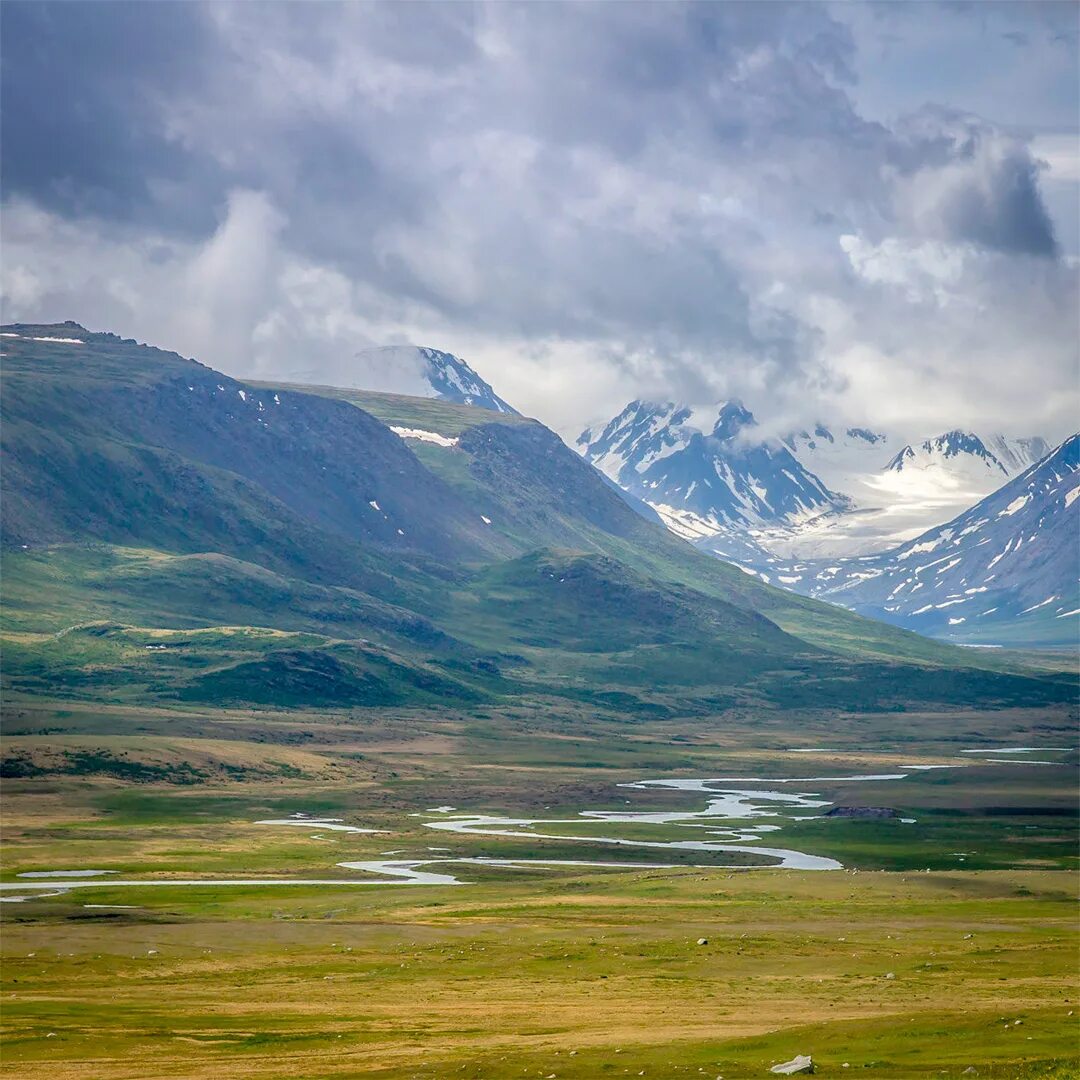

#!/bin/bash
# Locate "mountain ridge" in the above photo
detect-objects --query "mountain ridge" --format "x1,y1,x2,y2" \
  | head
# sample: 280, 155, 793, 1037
2, 323, 1073, 715
577, 398, 848, 529
581, 395, 1052, 561
746, 436, 1080, 646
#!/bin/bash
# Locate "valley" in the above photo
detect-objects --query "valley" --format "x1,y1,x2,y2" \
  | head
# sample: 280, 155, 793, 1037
2, 698, 1078, 1078
1, 326, 1076, 1078
3, 7, 1078, 1080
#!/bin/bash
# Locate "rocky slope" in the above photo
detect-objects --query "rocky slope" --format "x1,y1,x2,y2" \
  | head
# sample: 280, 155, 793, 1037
757, 436, 1079, 646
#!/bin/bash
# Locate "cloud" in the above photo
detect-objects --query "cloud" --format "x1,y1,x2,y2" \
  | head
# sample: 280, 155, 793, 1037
0, 1, 223, 233
824, 235, 1079, 436
1032, 132, 1080, 183
889, 108, 1058, 255
1, 1, 1076, 442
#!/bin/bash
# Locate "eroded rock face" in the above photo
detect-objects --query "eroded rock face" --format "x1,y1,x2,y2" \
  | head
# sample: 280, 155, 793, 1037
823, 805, 899, 819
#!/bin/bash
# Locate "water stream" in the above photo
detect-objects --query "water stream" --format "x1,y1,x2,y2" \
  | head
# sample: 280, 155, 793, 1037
4, 752, 1065, 896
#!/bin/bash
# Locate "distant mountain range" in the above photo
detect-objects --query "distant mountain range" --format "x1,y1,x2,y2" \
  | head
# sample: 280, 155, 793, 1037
577, 400, 848, 531
4, 321, 1070, 713
769, 426, 1051, 559
884, 431, 1049, 477
579, 400, 1051, 560
750, 436, 1079, 646
576, 396, 1072, 646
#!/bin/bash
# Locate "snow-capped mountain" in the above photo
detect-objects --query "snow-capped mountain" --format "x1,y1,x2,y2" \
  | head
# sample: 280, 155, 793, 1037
577, 400, 848, 531
766, 435, 1079, 645
983, 434, 1052, 474
883, 430, 1049, 480
578, 399, 1053, 565
784, 425, 891, 488
750, 427, 1050, 559
350, 345, 518, 413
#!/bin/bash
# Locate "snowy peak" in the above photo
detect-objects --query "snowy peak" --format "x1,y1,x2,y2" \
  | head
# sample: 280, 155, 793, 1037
785, 424, 887, 456
881, 431, 1046, 479
418, 346, 518, 413
846, 427, 887, 445
352, 345, 518, 414
575, 399, 693, 482
767, 426, 1051, 558
771, 435, 1079, 645
885, 431, 1008, 475
578, 399, 847, 529
783, 425, 892, 494
711, 400, 755, 440
785, 424, 837, 453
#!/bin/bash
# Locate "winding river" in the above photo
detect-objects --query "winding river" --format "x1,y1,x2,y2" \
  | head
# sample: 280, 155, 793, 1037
0, 773, 963, 898
3, 751, 1068, 896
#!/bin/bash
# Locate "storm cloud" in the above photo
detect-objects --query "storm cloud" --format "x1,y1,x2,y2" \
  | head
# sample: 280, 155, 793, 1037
2, 1, 1076, 440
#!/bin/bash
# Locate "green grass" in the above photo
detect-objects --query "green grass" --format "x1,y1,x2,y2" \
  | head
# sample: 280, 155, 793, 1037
5, 328, 1075, 715
2, 696, 1077, 1077
3, 331, 1079, 1076
9, 542, 1072, 720
2, 862, 1076, 1078
249, 382, 534, 437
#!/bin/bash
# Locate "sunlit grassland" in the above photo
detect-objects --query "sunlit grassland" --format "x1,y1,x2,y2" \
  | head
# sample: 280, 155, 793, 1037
2, 697, 1077, 1077
2, 866, 1077, 1078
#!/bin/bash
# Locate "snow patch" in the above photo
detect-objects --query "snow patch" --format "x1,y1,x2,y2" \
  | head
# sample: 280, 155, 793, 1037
389, 426, 459, 448
1020, 595, 1057, 614
997, 495, 1029, 517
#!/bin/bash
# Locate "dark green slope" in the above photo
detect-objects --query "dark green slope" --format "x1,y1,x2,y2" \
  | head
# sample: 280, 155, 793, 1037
2, 324, 1074, 713
454, 550, 795, 654
269, 382, 666, 549
281, 382, 1014, 669
1, 326, 507, 577
2, 546, 458, 650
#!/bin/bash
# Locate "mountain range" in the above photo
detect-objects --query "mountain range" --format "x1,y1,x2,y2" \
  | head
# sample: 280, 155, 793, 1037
579, 401, 1052, 562
883, 432, 1049, 478
768, 427, 1052, 560
577, 400, 848, 530
3, 322, 1070, 715
577, 397, 1073, 645
749, 435, 1079, 647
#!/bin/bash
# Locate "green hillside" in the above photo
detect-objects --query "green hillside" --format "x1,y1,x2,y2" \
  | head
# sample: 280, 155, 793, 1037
1, 324, 1074, 717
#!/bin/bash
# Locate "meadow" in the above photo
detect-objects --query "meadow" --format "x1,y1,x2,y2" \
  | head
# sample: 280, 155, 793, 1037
2, 697, 1077, 1079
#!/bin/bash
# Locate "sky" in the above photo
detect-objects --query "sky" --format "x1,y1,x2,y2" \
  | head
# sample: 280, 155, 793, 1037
1, 1, 1077, 442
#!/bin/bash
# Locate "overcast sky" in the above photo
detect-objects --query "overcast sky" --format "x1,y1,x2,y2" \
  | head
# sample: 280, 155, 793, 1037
2, 1, 1077, 441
